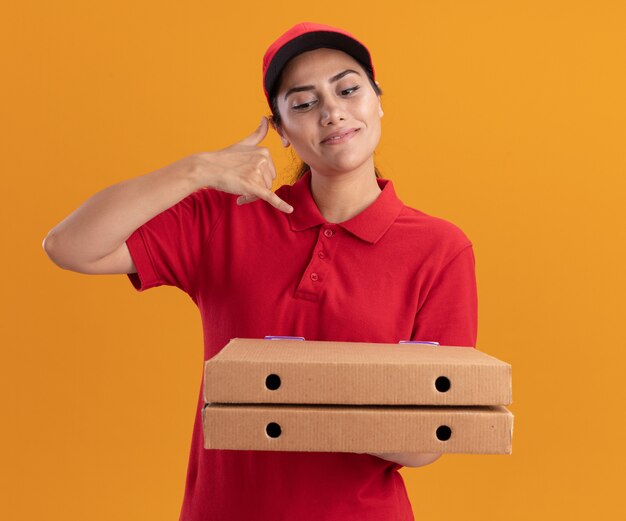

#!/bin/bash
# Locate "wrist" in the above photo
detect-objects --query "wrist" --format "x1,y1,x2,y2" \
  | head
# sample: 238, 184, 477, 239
185, 153, 216, 192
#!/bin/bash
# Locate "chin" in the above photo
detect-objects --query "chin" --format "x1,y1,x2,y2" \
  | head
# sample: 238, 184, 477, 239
311, 152, 376, 175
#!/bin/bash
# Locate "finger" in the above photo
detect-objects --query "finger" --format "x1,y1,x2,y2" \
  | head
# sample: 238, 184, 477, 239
248, 186, 293, 213
236, 116, 269, 147
237, 194, 259, 205
256, 157, 273, 191
236, 163, 272, 204
256, 147, 277, 181
264, 152, 277, 181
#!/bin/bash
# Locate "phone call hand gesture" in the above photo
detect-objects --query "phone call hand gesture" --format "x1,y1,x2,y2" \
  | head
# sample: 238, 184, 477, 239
191, 117, 293, 213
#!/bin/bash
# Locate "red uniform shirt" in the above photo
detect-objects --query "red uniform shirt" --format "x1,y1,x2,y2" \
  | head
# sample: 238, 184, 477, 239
125, 169, 477, 521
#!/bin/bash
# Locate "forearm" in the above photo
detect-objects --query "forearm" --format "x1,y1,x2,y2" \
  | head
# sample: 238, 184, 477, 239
43, 156, 201, 269
367, 452, 442, 468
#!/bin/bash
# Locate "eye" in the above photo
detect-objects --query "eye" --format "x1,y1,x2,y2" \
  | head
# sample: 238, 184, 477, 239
292, 100, 315, 111
341, 85, 360, 95
291, 85, 360, 111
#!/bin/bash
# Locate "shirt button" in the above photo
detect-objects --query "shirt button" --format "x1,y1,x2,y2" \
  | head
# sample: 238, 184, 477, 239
323, 229, 334, 238
318, 251, 326, 259
310, 272, 319, 281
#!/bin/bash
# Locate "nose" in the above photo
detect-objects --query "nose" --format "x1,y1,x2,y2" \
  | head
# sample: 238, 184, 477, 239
319, 96, 345, 126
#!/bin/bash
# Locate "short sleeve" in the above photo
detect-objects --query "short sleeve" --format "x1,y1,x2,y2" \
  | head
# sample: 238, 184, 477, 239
125, 187, 226, 296
411, 244, 478, 348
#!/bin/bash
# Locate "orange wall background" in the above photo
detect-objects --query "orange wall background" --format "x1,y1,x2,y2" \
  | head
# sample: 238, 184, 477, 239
2, 1, 625, 519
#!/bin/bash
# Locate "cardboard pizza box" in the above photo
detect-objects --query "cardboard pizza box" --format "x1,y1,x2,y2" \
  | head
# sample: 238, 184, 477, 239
201, 403, 514, 454
203, 337, 512, 406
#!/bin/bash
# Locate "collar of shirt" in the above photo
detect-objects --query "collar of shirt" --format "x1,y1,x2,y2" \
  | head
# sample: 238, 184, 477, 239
287, 169, 405, 244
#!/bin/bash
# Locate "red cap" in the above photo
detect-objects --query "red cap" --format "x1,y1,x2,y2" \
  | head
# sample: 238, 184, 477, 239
262, 22, 376, 109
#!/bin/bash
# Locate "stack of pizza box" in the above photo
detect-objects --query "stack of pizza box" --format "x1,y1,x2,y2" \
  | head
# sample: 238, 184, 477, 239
202, 336, 513, 454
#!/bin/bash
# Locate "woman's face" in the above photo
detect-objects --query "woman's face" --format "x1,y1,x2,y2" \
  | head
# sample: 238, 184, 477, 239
273, 47, 383, 176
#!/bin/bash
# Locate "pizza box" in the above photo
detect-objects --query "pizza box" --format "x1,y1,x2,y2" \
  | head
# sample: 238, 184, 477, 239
203, 337, 512, 406
202, 403, 514, 454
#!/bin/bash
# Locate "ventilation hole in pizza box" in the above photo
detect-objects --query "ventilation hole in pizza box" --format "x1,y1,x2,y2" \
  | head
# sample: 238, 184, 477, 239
436, 425, 452, 441
435, 376, 451, 392
266, 422, 282, 438
265, 374, 281, 390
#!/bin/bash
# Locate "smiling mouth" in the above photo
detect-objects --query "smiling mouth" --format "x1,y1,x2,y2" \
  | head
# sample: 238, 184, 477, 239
321, 128, 360, 145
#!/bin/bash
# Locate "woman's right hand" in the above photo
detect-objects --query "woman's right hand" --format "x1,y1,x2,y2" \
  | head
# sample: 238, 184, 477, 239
189, 116, 294, 213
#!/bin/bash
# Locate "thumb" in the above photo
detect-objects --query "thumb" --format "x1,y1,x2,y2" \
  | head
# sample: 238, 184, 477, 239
236, 116, 269, 147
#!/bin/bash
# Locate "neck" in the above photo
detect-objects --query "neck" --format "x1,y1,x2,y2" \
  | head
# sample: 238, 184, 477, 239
309, 158, 382, 223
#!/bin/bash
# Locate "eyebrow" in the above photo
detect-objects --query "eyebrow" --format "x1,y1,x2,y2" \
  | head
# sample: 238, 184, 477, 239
283, 69, 362, 101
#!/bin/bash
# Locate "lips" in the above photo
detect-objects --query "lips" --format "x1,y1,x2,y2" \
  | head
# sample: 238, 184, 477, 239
321, 128, 360, 144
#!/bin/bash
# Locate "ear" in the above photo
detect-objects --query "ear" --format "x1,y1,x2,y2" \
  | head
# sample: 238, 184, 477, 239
274, 122, 290, 147
378, 97, 384, 118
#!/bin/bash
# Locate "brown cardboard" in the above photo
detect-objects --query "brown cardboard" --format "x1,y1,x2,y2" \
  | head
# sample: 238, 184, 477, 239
202, 403, 514, 454
203, 337, 512, 406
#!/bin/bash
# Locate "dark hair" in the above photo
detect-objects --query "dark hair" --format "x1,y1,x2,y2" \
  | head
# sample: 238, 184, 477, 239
268, 58, 384, 183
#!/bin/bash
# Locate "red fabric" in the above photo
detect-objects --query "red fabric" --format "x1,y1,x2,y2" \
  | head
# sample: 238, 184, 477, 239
125, 169, 478, 521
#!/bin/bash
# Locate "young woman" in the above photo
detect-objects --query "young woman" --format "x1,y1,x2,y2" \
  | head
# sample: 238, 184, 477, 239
43, 21, 477, 521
